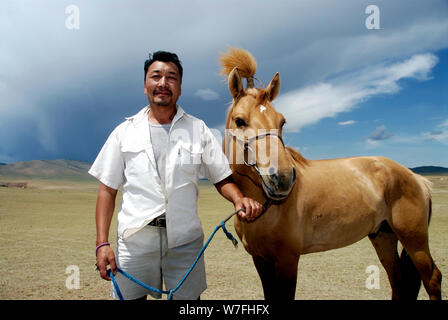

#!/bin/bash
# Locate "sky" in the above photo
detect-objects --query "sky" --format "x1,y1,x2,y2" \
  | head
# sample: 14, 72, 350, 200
1, 0, 448, 167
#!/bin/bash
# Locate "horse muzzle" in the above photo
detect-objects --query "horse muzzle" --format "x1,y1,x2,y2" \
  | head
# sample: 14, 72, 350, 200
260, 167, 297, 200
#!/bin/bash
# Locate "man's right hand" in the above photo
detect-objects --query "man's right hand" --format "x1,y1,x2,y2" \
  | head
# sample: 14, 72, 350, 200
95, 182, 118, 281
96, 245, 117, 281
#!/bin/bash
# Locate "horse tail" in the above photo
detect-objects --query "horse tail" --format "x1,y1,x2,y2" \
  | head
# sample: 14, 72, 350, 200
398, 248, 422, 299
428, 197, 432, 225
219, 47, 257, 79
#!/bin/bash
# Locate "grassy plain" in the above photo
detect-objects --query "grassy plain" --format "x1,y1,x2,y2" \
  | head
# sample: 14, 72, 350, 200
0, 176, 446, 300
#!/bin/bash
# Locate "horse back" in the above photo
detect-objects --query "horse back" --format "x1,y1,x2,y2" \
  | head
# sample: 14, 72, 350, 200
299, 155, 430, 205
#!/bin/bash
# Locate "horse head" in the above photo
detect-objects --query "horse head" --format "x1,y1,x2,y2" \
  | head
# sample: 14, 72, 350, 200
221, 48, 297, 201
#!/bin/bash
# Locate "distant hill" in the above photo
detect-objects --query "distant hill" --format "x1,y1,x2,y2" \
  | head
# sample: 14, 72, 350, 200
0, 159, 94, 181
1, 159, 447, 181
410, 166, 448, 175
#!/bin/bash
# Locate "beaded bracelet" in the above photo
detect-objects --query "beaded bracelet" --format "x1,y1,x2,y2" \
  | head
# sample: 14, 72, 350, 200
95, 242, 110, 256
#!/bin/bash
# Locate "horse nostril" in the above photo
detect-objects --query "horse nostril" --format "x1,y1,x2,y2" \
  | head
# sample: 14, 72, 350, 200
267, 167, 279, 185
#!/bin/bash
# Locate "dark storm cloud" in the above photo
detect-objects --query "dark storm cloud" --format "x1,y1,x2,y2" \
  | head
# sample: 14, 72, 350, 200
1, 0, 447, 162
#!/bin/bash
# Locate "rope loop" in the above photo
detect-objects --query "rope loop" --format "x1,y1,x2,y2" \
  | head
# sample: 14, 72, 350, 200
108, 211, 240, 300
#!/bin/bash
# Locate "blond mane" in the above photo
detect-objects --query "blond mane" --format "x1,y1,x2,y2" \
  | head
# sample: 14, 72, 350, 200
285, 146, 309, 168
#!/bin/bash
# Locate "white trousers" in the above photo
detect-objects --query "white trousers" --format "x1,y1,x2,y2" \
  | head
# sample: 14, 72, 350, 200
111, 225, 206, 300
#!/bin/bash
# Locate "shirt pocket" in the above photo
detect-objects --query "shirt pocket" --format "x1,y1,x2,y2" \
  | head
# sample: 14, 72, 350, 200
121, 143, 150, 177
178, 143, 203, 175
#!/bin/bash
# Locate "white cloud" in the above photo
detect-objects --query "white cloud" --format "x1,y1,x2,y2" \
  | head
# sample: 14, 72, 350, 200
421, 119, 448, 144
194, 88, 220, 101
366, 125, 393, 147
422, 131, 448, 144
382, 119, 448, 146
368, 125, 392, 141
338, 120, 355, 126
275, 53, 438, 133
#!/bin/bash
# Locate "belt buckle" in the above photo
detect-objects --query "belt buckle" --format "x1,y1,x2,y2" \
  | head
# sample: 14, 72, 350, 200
155, 218, 164, 227
150, 217, 166, 228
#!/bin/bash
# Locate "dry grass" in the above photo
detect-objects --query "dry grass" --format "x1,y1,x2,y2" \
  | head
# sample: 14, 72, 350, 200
0, 176, 446, 300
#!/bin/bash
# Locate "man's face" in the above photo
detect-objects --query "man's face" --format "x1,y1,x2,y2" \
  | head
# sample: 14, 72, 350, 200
144, 61, 181, 108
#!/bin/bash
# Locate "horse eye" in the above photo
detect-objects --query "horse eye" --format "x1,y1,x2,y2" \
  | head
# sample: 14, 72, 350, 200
235, 118, 247, 127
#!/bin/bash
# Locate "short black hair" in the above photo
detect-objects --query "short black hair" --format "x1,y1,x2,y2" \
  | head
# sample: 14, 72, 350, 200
144, 51, 183, 82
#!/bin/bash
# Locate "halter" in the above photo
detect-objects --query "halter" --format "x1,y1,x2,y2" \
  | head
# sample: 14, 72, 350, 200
226, 130, 285, 174
226, 130, 287, 221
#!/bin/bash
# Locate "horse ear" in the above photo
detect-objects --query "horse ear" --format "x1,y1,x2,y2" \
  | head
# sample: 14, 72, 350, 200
266, 72, 280, 101
228, 67, 243, 99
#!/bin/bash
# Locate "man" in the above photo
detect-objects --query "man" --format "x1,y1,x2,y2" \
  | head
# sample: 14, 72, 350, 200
90, 51, 263, 300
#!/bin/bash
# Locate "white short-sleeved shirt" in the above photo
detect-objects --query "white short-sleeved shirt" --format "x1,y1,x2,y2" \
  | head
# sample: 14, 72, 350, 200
89, 105, 232, 248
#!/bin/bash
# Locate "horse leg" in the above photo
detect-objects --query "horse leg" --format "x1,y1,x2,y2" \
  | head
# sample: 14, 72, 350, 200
368, 226, 403, 299
253, 256, 276, 300
397, 244, 442, 300
253, 254, 299, 300
272, 254, 299, 300
391, 201, 442, 300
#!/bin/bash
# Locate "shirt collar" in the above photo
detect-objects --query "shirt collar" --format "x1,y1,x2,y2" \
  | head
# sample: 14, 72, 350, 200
126, 105, 185, 126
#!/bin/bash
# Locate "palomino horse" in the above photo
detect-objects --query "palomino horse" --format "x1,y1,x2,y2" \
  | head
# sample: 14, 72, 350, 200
219, 48, 442, 300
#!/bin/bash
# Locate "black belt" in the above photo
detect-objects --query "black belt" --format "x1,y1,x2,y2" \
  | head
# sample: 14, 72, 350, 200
148, 216, 166, 228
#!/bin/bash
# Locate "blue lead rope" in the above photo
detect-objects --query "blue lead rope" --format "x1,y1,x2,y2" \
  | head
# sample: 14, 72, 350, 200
108, 209, 241, 300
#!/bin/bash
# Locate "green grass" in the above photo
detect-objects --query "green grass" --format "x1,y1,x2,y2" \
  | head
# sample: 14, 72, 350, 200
0, 176, 446, 300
